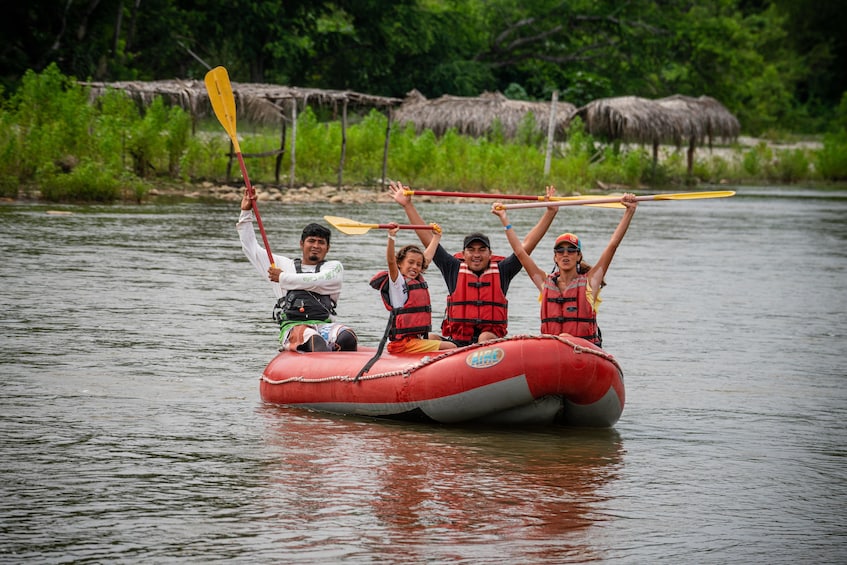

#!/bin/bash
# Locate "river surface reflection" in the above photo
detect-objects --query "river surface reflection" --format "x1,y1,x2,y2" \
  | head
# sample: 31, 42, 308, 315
0, 186, 845, 563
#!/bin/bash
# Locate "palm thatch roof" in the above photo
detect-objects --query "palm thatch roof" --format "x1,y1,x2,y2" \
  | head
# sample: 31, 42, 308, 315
574, 96, 702, 145
655, 94, 740, 145
575, 95, 740, 147
82, 79, 402, 124
574, 94, 741, 174
394, 90, 577, 140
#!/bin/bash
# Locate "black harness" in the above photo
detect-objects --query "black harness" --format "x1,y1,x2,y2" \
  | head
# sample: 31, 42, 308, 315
272, 259, 337, 324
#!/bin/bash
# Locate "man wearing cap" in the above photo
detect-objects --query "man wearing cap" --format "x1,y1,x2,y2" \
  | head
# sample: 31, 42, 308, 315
491, 193, 639, 347
237, 189, 358, 352
388, 181, 559, 346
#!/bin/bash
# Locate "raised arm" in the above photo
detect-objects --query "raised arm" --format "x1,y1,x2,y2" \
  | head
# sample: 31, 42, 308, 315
236, 190, 269, 273
521, 185, 559, 254
386, 225, 400, 282
585, 193, 638, 293
491, 203, 546, 292
237, 189, 286, 299
424, 223, 442, 264
388, 180, 433, 246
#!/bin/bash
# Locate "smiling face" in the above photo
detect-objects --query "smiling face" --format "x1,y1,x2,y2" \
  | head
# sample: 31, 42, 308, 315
463, 243, 491, 272
398, 249, 425, 280
300, 236, 329, 264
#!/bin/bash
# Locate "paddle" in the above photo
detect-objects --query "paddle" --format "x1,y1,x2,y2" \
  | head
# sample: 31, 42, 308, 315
205, 66, 276, 268
497, 190, 736, 210
324, 215, 435, 235
403, 189, 623, 208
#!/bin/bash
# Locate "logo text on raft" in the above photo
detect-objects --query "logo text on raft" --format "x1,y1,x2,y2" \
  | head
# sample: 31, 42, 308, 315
465, 347, 505, 369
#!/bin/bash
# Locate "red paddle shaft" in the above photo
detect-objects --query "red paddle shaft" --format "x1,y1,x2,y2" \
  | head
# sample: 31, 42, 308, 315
405, 189, 543, 201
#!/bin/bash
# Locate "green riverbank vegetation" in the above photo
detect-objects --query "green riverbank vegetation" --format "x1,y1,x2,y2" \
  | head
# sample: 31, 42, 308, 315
2, 66, 847, 203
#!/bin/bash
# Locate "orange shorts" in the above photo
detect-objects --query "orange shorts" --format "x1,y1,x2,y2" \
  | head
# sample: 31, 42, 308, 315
387, 336, 443, 354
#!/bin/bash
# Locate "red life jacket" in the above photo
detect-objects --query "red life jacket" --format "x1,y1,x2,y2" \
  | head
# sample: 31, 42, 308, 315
441, 253, 508, 342
370, 271, 432, 340
540, 273, 601, 346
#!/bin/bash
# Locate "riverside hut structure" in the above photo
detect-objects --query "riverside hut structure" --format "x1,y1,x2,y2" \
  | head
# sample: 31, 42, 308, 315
656, 94, 741, 148
575, 95, 740, 174
395, 90, 577, 140
83, 78, 738, 185
83, 78, 402, 187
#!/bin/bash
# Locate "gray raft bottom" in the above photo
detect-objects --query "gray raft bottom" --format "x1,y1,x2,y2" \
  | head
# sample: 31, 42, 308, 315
296, 374, 622, 428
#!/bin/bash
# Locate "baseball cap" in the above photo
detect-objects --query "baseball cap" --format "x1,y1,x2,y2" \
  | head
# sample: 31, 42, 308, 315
554, 233, 581, 250
463, 232, 490, 249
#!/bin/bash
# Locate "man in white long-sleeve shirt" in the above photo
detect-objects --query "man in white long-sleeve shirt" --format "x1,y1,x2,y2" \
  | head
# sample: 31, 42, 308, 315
236, 190, 358, 352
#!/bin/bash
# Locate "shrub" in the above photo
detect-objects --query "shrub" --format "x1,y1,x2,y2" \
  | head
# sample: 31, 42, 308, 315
10, 64, 93, 183
39, 160, 121, 202
771, 148, 810, 183
742, 142, 772, 178
817, 131, 847, 180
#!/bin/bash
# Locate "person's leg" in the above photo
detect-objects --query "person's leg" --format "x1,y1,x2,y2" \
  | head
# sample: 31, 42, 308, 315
334, 328, 358, 351
322, 323, 358, 351
289, 325, 330, 352
298, 334, 330, 352
477, 330, 498, 343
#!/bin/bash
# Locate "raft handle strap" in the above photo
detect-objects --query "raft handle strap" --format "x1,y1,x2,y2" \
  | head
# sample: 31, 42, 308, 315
355, 309, 396, 381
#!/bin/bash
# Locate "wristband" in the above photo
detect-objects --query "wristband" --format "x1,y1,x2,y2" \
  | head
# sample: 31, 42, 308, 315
504, 224, 512, 231
388, 235, 396, 241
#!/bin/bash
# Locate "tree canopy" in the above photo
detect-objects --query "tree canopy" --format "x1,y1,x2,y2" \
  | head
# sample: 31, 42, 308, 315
2, 0, 844, 134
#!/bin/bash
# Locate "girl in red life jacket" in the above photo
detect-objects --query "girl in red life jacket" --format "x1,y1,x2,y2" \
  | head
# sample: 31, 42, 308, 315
370, 224, 457, 354
490, 192, 638, 347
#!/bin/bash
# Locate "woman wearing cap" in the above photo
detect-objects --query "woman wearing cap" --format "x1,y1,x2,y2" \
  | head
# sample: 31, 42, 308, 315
491, 193, 638, 347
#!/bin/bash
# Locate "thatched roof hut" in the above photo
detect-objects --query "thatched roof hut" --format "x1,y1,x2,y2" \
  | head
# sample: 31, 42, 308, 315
81, 79, 403, 187
574, 94, 740, 174
575, 95, 704, 146
82, 79, 402, 124
655, 94, 740, 146
395, 90, 577, 140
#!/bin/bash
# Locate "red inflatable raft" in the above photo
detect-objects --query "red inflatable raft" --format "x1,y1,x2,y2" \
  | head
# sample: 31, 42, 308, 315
260, 335, 624, 427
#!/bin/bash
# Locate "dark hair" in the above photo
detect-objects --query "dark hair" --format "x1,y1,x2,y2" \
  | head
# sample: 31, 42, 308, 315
301, 223, 331, 244
397, 244, 429, 271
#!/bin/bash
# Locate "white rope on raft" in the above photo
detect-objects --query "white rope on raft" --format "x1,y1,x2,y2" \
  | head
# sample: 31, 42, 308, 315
260, 334, 621, 385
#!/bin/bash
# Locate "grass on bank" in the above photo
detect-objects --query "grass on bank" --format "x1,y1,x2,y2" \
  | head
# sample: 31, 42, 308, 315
1, 65, 846, 203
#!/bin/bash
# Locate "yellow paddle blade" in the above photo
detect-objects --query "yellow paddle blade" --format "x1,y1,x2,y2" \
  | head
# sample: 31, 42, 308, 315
324, 215, 377, 235
652, 190, 736, 200
204, 66, 241, 154
500, 189, 735, 210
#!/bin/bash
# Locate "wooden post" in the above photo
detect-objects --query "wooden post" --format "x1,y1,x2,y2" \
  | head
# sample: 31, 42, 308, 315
289, 98, 297, 188
687, 136, 695, 176
381, 107, 393, 188
275, 113, 286, 185
337, 98, 348, 190
544, 91, 558, 176
652, 140, 659, 176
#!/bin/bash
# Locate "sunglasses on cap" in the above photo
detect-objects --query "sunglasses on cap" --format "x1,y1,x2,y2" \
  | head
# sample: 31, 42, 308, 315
554, 246, 580, 255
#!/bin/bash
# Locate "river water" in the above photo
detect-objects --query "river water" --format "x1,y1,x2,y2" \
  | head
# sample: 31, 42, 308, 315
1, 186, 845, 563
